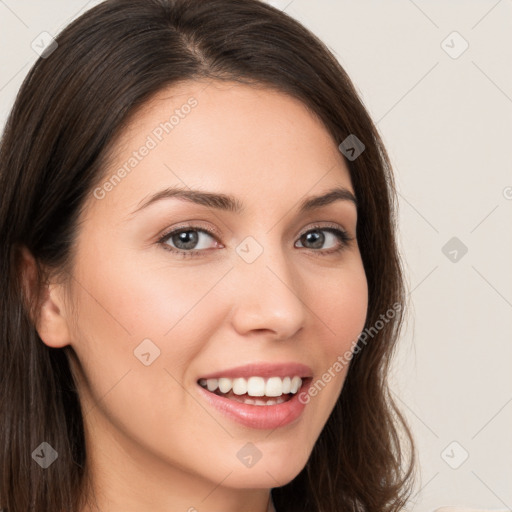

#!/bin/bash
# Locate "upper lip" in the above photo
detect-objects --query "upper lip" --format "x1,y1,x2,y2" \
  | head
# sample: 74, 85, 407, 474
198, 362, 313, 381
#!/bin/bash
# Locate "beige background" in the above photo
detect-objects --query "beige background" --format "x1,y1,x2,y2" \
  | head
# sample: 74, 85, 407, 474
1, 1, 511, 511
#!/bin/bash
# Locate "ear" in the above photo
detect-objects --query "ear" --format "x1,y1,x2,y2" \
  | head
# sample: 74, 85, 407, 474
19, 246, 71, 348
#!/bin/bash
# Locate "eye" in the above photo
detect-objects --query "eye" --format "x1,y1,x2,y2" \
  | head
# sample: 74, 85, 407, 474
157, 223, 353, 258
295, 224, 353, 256
159, 226, 220, 258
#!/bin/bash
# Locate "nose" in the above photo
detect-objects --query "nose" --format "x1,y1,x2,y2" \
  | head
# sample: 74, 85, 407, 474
228, 240, 307, 340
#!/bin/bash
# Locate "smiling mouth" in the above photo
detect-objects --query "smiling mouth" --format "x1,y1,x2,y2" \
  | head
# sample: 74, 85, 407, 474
197, 375, 308, 406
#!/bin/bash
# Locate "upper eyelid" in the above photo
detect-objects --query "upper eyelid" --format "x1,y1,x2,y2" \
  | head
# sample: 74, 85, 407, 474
157, 222, 220, 243
158, 222, 353, 246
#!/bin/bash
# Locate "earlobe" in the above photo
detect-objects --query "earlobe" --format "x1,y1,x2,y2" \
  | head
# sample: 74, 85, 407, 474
19, 246, 71, 348
36, 283, 72, 348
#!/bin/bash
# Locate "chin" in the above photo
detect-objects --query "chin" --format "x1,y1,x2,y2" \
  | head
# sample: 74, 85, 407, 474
222, 454, 308, 489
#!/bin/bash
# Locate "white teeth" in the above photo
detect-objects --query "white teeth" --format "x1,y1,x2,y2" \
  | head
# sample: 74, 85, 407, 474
206, 378, 218, 392
265, 376, 283, 397
290, 376, 302, 394
198, 375, 304, 397
247, 376, 265, 396
232, 377, 247, 395
218, 378, 232, 394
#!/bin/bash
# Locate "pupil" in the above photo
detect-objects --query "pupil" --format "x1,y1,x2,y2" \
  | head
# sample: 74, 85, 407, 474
304, 230, 324, 249
174, 230, 198, 250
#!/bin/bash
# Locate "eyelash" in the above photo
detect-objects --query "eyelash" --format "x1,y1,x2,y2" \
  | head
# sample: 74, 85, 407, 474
157, 223, 354, 259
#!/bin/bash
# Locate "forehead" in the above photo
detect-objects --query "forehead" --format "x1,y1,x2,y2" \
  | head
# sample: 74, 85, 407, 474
87, 79, 354, 220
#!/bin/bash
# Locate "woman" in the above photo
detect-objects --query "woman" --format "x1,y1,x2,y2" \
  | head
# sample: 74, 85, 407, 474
0, 0, 416, 511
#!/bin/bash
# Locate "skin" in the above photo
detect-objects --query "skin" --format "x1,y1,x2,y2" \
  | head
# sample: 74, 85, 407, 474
25, 80, 368, 512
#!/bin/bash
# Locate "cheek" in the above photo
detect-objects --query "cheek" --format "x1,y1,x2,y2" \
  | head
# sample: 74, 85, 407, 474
285, 259, 368, 449
68, 243, 235, 387
72, 236, 219, 337
313, 259, 368, 352
337, 276, 368, 350
66, 249, 225, 451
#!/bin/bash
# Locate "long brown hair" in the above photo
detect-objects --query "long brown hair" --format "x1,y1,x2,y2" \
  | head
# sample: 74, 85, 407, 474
0, 0, 416, 510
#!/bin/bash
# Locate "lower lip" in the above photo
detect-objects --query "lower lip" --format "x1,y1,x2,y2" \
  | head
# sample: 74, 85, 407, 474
196, 379, 311, 430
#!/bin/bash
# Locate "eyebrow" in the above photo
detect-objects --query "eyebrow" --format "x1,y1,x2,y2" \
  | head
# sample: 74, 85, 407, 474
130, 185, 357, 216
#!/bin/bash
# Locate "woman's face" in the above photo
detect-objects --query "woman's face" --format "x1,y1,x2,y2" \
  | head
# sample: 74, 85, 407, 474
54, 80, 368, 508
